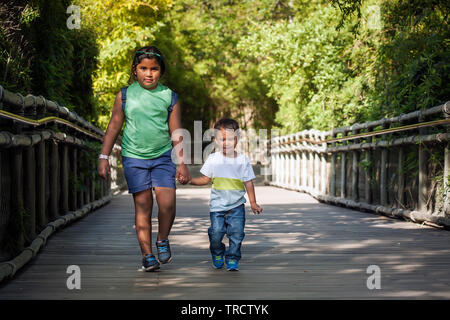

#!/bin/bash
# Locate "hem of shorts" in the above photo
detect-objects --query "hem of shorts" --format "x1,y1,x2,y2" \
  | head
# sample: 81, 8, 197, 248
128, 184, 152, 194
152, 183, 176, 190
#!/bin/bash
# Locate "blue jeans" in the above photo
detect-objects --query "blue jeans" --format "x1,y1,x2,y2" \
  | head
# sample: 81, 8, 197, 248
208, 204, 246, 261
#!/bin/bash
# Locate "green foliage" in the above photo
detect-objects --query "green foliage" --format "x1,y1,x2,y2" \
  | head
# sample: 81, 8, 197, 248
2, 0, 448, 136
77, 0, 173, 129
0, 0, 99, 122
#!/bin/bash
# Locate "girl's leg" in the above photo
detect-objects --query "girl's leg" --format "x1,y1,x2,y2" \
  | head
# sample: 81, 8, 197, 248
133, 188, 153, 257
154, 187, 176, 241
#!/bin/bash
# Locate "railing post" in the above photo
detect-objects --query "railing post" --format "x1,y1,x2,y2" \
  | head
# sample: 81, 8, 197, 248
285, 137, 291, 188
397, 116, 405, 208
60, 143, 69, 215
330, 130, 336, 197
380, 120, 388, 206
418, 112, 428, 212
271, 137, 277, 184
444, 102, 450, 215
70, 147, 78, 210
314, 131, 320, 194
36, 135, 46, 228
12, 147, 25, 251
340, 130, 347, 199
91, 155, 96, 201
308, 132, 314, 192
295, 133, 301, 190
365, 127, 373, 204
320, 132, 327, 195
289, 134, 295, 189
351, 127, 359, 202
79, 150, 85, 206
49, 139, 59, 220
397, 146, 405, 207
23, 145, 36, 242
301, 132, 307, 190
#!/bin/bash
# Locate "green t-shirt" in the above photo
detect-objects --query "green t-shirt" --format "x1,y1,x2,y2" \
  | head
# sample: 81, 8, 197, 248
121, 81, 174, 159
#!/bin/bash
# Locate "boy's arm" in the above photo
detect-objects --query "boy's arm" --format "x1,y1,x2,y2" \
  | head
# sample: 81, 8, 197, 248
189, 175, 211, 186
243, 180, 263, 214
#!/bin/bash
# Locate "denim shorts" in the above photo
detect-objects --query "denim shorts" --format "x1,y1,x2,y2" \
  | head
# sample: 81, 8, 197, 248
122, 149, 176, 194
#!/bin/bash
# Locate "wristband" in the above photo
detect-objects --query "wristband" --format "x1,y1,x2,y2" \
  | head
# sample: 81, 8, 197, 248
99, 154, 109, 160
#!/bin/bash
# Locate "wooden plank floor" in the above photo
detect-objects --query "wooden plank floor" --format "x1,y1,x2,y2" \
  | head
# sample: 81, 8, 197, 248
1, 184, 450, 299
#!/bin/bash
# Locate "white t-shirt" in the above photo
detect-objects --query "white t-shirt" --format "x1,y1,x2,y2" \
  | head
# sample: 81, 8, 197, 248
200, 152, 256, 212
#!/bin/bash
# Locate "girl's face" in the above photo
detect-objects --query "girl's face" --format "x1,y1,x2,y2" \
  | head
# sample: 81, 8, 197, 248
134, 57, 162, 90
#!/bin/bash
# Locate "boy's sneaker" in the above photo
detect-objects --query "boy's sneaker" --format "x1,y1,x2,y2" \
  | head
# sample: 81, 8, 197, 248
212, 255, 224, 269
156, 239, 172, 264
226, 259, 239, 271
142, 254, 160, 272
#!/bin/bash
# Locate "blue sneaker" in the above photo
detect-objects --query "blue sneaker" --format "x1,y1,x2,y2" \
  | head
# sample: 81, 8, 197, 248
156, 239, 172, 264
142, 254, 160, 272
226, 259, 239, 271
212, 255, 224, 269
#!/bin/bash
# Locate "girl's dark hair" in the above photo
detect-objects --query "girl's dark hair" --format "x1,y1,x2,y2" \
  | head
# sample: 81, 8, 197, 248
128, 45, 165, 84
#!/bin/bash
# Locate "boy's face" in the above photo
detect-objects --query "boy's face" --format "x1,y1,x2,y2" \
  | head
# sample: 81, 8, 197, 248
215, 128, 237, 155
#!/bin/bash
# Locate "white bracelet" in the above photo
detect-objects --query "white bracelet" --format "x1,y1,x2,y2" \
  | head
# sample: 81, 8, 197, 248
99, 154, 109, 160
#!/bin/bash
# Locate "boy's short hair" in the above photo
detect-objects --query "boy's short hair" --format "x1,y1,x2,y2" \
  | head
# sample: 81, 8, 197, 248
214, 118, 239, 131
213, 118, 240, 139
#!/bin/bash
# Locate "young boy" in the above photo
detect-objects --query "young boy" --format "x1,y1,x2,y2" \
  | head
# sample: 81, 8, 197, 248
188, 118, 263, 271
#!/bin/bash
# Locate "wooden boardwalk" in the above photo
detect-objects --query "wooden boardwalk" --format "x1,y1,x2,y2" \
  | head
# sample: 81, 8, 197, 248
1, 184, 450, 299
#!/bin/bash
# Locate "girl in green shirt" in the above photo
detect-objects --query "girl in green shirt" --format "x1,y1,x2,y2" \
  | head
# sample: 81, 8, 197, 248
98, 46, 191, 271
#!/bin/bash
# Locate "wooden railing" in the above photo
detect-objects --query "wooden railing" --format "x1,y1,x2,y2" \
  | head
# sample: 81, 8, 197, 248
266, 101, 450, 228
0, 85, 125, 281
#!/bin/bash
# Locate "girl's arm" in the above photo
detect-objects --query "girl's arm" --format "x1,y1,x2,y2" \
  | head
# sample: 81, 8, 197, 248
168, 101, 191, 184
189, 175, 211, 186
98, 92, 125, 180
243, 180, 263, 215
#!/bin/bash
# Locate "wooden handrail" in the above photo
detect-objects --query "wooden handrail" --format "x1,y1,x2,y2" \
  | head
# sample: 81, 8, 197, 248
0, 87, 126, 275
266, 101, 450, 228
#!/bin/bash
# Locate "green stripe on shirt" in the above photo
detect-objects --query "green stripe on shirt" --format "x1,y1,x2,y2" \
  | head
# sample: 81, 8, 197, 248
212, 177, 245, 190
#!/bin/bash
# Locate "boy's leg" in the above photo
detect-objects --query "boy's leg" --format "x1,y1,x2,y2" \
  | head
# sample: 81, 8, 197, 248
133, 188, 154, 257
224, 204, 246, 262
208, 211, 226, 257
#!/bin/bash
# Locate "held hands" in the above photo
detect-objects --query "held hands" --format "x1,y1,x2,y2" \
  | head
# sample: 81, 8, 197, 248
250, 202, 263, 215
176, 164, 191, 185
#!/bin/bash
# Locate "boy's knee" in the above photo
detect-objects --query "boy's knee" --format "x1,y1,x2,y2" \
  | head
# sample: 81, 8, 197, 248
227, 223, 245, 236
208, 225, 225, 237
